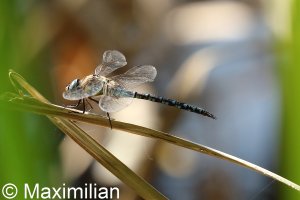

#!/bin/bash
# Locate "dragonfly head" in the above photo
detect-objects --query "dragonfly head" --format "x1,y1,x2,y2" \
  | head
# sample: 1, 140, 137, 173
66, 79, 80, 91
63, 75, 104, 100
63, 79, 83, 100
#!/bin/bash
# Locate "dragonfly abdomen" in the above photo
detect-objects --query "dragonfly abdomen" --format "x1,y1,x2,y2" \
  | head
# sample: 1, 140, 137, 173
133, 92, 216, 119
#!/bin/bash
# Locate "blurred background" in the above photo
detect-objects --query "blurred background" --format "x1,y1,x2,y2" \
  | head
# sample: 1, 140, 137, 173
0, 0, 299, 199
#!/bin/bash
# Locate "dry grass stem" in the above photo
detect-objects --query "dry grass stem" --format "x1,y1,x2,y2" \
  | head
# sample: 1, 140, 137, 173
1, 70, 299, 196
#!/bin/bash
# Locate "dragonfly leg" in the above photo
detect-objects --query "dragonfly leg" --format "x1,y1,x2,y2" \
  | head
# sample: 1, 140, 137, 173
88, 97, 112, 129
82, 99, 86, 114
88, 97, 99, 104
86, 97, 99, 112
64, 99, 83, 114
66, 99, 82, 108
106, 112, 112, 129
85, 99, 93, 112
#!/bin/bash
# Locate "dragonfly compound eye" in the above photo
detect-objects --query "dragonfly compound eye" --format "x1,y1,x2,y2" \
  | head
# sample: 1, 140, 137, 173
68, 79, 80, 91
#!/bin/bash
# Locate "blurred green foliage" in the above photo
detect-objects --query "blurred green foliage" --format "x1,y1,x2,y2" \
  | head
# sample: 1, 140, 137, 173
0, 0, 59, 193
280, 0, 300, 199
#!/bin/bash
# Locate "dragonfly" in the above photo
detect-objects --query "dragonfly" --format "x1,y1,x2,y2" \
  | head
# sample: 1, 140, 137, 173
63, 50, 216, 128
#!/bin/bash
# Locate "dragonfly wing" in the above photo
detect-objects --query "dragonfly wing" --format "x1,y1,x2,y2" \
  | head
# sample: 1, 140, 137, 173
99, 95, 133, 113
95, 50, 127, 76
111, 65, 157, 90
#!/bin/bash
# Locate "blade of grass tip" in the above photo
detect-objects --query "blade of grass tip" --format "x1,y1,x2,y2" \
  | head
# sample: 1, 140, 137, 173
2, 93, 300, 192
9, 70, 48, 102
8, 70, 167, 200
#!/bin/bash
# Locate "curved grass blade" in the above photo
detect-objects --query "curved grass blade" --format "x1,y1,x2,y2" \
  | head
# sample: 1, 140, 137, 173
7, 70, 167, 200
5, 70, 300, 192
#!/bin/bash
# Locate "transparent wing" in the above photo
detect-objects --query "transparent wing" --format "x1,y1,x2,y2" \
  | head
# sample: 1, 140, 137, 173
111, 65, 157, 90
99, 95, 133, 113
95, 50, 127, 76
